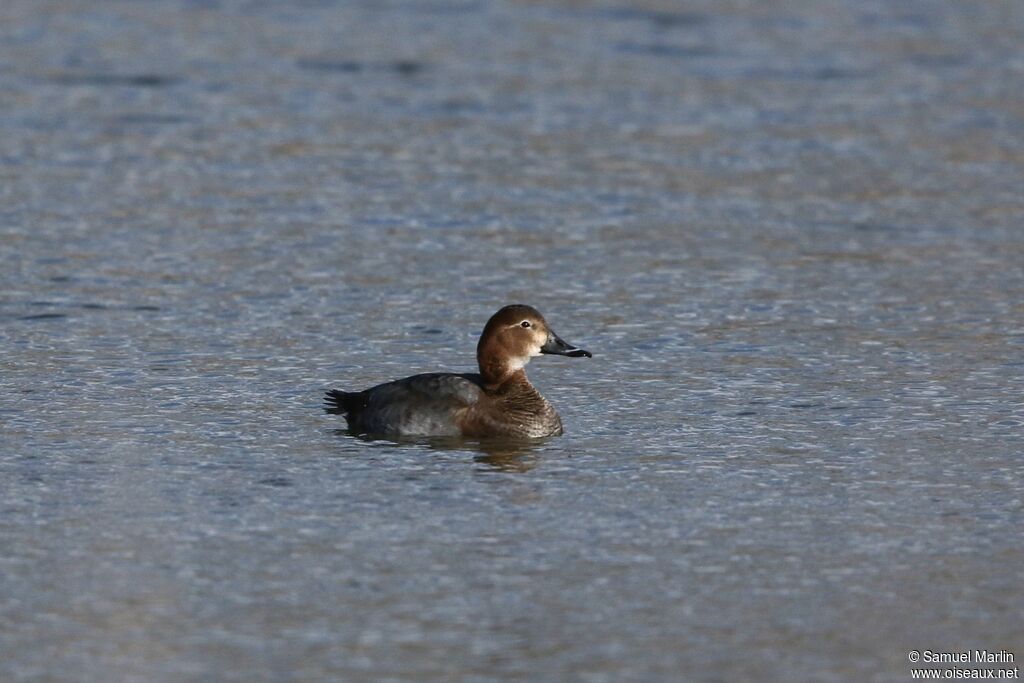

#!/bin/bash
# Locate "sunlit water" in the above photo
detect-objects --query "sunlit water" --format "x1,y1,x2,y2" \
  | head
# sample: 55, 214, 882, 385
2, 1, 1022, 681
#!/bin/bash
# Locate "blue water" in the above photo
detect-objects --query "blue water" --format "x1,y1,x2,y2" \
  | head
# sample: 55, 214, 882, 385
1, 1, 1022, 681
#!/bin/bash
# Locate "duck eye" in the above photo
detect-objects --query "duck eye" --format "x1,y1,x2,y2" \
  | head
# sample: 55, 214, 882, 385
520, 320, 531, 328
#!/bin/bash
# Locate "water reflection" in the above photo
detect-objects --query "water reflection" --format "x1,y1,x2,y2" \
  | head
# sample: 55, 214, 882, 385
472, 448, 539, 473
335, 430, 545, 472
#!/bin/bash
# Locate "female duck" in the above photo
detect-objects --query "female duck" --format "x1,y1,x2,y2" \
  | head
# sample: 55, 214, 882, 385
325, 304, 591, 438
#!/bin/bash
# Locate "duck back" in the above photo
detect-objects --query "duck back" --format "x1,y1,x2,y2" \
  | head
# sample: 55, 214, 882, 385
326, 373, 484, 436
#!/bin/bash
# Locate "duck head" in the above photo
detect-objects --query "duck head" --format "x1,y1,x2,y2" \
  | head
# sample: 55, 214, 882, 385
477, 304, 591, 386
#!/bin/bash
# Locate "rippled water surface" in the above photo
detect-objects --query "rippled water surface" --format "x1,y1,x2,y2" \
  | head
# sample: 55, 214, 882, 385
2, 1, 1023, 681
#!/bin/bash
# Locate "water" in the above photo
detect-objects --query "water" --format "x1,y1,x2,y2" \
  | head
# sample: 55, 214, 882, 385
2, 1, 1023, 681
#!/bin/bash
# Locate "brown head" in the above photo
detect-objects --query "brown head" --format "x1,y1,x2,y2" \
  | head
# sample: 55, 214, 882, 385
476, 304, 591, 386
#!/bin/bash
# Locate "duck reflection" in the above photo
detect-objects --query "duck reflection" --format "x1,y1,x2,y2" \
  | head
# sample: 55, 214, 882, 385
471, 438, 544, 472
335, 430, 546, 472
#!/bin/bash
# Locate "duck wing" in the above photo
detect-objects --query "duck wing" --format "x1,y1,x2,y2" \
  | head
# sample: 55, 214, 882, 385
326, 373, 485, 436
371, 373, 485, 407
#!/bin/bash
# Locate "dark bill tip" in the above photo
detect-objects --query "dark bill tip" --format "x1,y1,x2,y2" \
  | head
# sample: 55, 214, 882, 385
565, 348, 592, 358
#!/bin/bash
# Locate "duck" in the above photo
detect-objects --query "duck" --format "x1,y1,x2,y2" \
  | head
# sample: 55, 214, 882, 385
325, 304, 591, 438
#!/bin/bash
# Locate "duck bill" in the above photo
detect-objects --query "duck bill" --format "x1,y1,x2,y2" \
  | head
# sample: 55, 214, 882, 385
541, 332, 592, 358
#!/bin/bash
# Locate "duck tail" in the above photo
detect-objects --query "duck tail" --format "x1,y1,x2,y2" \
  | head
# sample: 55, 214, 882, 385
324, 389, 366, 416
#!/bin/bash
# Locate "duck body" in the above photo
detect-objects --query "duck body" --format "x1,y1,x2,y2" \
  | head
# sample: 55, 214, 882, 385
326, 370, 562, 438
325, 305, 590, 438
